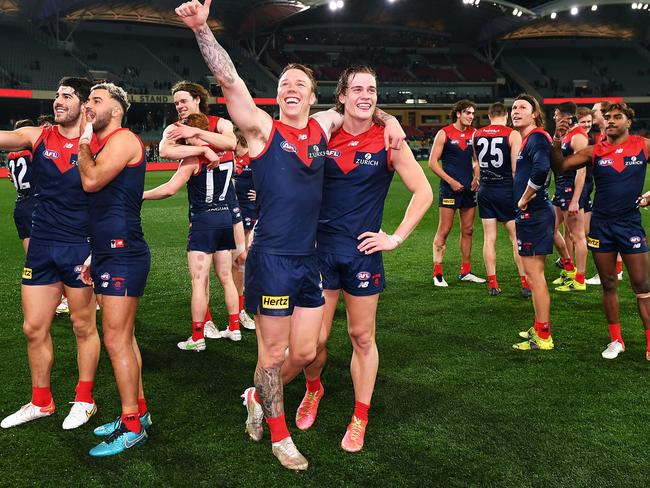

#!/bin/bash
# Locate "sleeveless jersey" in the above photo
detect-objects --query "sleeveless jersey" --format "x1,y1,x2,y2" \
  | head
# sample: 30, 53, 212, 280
30, 125, 92, 244
555, 126, 588, 189
514, 128, 553, 213
7, 150, 34, 202
88, 128, 147, 254
233, 152, 255, 204
591, 135, 648, 219
318, 124, 393, 255
249, 118, 328, 255
207, 115, 239, 213
473, 125, 513, 186
186, 149, 233, 229
440, 124, 475, 188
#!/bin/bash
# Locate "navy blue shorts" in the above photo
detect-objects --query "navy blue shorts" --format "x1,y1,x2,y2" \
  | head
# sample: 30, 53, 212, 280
91, 249, 151, 297
230, 204, 243, 225
187, 225, 235, 253
439, 183, 476, 209
244, 250, 324, 316
240, 204, 258, 231
22, 239, 90, 287
319, 251, 385, 296
552, 186, 580, 211
477, 185, 516, 222
226, 187, 243, 225
515, 207, 555, 256
588, 215, 648, 254
14, 198, 35, 240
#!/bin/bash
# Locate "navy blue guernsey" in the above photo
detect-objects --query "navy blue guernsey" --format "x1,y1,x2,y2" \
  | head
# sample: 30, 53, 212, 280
186, 149, 233, 229
233, 152, 255, 204
318, 124, 393, 256
7, 150, 34, 202
249, 118, 328, 255
591, 135, 648, 219
88, 128, 147, 254
555, 126, 588, 190
440, 124, 475, 188
30, 126, 91, 244
473, 124, 513, 186
514, 128, 553, 214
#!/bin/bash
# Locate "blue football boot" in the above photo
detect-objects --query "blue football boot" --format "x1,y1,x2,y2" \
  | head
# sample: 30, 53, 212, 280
93, 411, 152, 437
89, 422, 147, 458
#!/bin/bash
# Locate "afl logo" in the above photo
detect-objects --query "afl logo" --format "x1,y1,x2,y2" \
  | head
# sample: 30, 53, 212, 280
43, 149, 60, 159
356, 271, 371, 281
598, 158, 614, 167
326, 149, 341, 157
281, 141, 297, 153
630, 236, 641, 243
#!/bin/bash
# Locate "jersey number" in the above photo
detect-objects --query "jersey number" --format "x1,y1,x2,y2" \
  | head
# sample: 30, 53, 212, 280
205, 161, 233, 203
8, 157, 30, 191
476, 137, 504, 169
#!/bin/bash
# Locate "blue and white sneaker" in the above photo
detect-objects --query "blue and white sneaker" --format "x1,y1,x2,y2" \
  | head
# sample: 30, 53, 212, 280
89, 422, 147, 458
93, 411, 152, 437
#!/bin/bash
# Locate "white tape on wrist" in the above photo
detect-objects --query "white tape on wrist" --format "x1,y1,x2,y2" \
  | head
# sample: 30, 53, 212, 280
79, 122, 93, 144
83, 253, 92, 267
388, 234, 404, 247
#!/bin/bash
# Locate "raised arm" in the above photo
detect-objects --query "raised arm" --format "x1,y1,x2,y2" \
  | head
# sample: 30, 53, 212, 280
143, 159, 197, 200
176, 0, 272, 141
357, 143, 433, 254
0, 127, 41, 152
550, 118, 593, 173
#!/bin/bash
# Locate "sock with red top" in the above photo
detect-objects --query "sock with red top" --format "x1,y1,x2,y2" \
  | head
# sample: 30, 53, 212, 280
433, 263, 443, 277
138, 397, 148, 417
460, 262, 471, 276
121, 411, 142, 434
575, 273, 585, 284
645, 329, 650, 353
238, 295, 245, 313
617, 260, 623, 274
74, 381, 94, 404
192, 321, 205, 341
520, 275, 529, 289
608, 323, 623, 345
31, 386, 52, 408
267, 414, 291, 443
204, 308, 212, 323
487, 274, 498, 288
534, 320, 551, 340
353, 401, 370, 422
228, 313, 240, 331
306, 377, 322, 393
562, 257, 575, 271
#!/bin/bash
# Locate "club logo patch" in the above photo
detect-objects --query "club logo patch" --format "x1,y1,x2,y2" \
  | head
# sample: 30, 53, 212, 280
357, 271, 371, 281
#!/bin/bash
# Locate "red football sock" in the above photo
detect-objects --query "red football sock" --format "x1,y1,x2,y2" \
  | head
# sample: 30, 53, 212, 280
228, 313, 240, 331
306, 377, 322, 393
74, 381, 94, 403
520, 275, 529, 289
645, 329, 650, 353
534, 320, 551, 340
353, 401, 370, 422
31, 386, 52, 408
460, 262, 471, 275
254, 389, 261, 404
138, 398, 148, 417
267, 414, 291, 443
121, 411, 142, 434
562, 257, 575, 271
238, 295, 244, 313
616, 260, 623, 274
487, 274, 498, 288
608, 323, 623, 344
575, 273, 585, 284
433, 263, 443, 277
204, 307, 212, 323
192, 321, 205, 341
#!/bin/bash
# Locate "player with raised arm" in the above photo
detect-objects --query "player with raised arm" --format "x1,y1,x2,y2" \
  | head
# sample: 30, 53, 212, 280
144, 113, 240, 350
77, 83, 151, 457
510, 94, 555, 351
550, 102, 589, 292
552, 102, 650, 360
160, 81, 245, 339
473, 102, 529, 297
429, 99, 485, 287
0, 78, 100, 432
175, 0, 405, 471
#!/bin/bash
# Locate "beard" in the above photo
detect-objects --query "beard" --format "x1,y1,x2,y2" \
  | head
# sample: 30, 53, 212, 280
90, 110, 112, 132
54, 105, 81, 126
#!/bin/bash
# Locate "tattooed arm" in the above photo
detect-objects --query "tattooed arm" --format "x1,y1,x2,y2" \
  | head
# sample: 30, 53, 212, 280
175, 0, 272, 150
254, 365, 284, 418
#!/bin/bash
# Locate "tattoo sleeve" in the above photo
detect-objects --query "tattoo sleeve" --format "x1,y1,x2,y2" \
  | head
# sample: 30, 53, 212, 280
194, 24, 237, 86
254, 365, 284, 418
373, 107, 395, 125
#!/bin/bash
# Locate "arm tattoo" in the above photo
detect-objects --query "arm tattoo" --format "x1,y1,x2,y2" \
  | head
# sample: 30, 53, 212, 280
254, 365, 284, 418
194, 24, 236, 86
373, 108, 394, 125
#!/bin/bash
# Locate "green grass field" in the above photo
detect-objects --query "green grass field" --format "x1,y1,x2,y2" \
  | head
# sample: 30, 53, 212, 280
1, 167, 649, 487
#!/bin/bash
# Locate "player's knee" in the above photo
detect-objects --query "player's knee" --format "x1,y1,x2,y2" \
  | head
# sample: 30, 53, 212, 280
22, 320, 46, 342
631, 281, 650, 297
349, 328, 375, 354
102, 329, 130, 357
600, 274, 618, 292
461, 225, 474, 238
70, 316, 96, 340
289, 348, 317, 368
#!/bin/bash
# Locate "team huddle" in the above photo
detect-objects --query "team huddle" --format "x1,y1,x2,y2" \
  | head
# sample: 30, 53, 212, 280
1, 0, 649, 472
